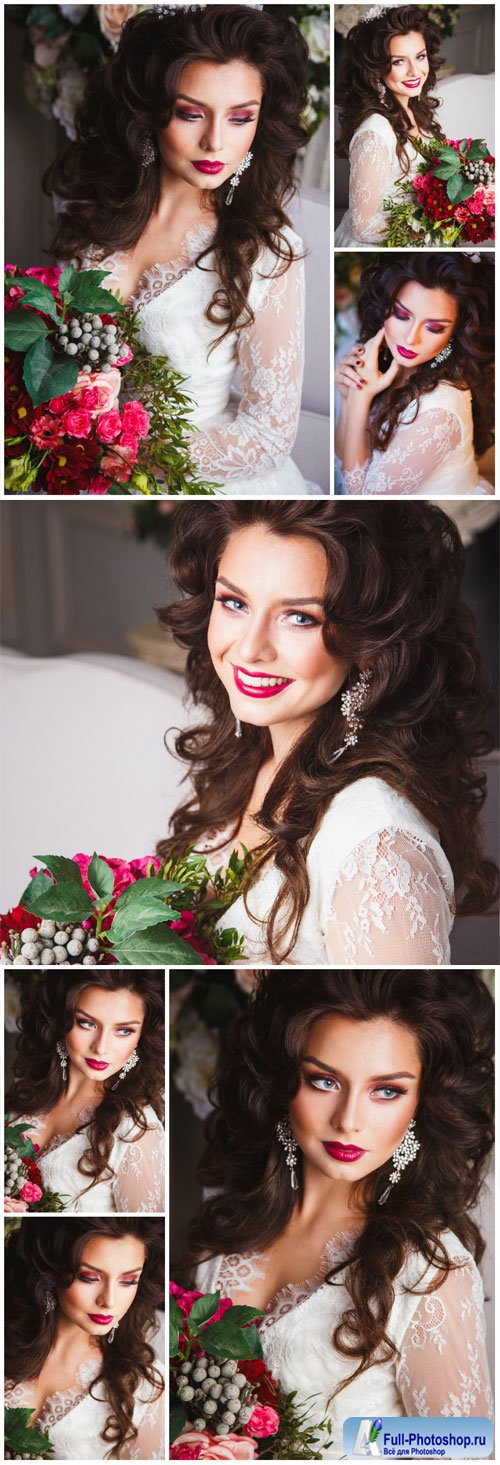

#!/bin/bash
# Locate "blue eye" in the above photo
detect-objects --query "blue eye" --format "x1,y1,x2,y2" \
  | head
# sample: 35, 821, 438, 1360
306, 1074, 339, 1091
215, 593, 247, 613
373, 1086, 407, 1101
287, 611, 319, 627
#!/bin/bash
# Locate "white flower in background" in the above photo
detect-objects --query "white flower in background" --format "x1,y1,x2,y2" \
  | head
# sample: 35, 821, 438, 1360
334, 5, 375, 37
5, 977, 21, 1034
299, 14, 330, 63
96, 4, 141, 49
52, 61, 87, 139
173, 1010, 218, 1120
302, 84, 321, 132
60, 4, 89, 21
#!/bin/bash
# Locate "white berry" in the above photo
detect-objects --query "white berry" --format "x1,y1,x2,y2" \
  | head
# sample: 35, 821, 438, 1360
54, 931, 69, 945
82, 954, 97, 965
13, 956, 30, 967
67, 940, 83, 957
39, 920, 56, 938
21, 928, 38, 944
40, 949, 55, 965
21, 943, 41, 962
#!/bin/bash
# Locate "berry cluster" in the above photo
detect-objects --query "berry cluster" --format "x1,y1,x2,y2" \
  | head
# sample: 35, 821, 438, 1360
55, 314, 125, 374
4, 1146, 27, 1198
8, 920, 101, 966
463, 159, 494, 185
175, 1357, 256, 1438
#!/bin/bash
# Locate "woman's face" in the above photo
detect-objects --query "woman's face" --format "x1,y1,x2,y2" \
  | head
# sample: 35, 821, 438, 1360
207, 525, 349, 740
289, 1014, 421, 1188
383, 30, 429, 103
58, 1233, 146, 1339
158, 59, 263, 194
383, 279, 457, 368
65, 986, 145, 1085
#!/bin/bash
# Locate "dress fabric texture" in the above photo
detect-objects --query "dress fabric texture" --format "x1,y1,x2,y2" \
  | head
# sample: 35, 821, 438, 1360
196, 1230, 492, 1460
84, 222, 320, 495
339, 383, 493, 496
13, 1104, 165, 1213
203, 776, 455, 966
334, 114, 426, 245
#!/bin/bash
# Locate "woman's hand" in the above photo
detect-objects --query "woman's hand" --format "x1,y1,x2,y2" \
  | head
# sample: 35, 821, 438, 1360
335, 342, 368, 398
353, 326, 400, 400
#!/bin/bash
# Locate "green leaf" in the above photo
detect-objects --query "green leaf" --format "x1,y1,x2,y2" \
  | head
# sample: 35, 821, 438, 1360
87, 852, 115, 901
110, 877, 181, 942
23, 337, 79, 407
459, 138, 468, 154
12, 278, 60, 322
4, 308, 49, 351
66, 271, 124, 315
169, 1296, 184, 1354
433, 163, 460, 181
58, 264, 77, 297
35, 855, 84, 885
188, 1291, 221, 1330
219, 1304, 266, 1326
19, 871, 54, 909
447, 173, 476, 205
111, 926, 199, 966
435, 144, 462, 162
4, 1406, 54, 1457
467, 139, 489, 161
169, 1403, 187, 1446
25, 882, 95, 923
201, 1320, 264, 1361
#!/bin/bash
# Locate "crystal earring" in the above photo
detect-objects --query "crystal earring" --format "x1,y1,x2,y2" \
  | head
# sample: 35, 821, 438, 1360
375, 79, 386, 99
329, 668, 372, 763
141, 136, 157, 168
44, 1291, 56, 1314
56, 1040, 68, 1077
378, 1119, 420, 1205
430, 341, 453, 369
235, 717, 242, 739
111, 1048, 139, 1090
226, 150, 253, 206
108, 1322, 119, 1344
276, 1116, 299, 1190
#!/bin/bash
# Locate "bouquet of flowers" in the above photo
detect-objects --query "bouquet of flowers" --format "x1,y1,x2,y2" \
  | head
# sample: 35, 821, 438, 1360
4, 1118, 66, 1213
1, 848, 251, 968
5, 264, 217, 495
170, 1284, 332, 1459
383, 137, 495, 247
5, 1407, 54, 1460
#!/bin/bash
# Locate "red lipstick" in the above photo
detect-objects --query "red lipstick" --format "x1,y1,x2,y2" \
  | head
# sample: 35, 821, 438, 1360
85, 1059, 109, 1071
322, 1141, 366, 1163
233, 665, 293, 700
192, 161, 225, 174
402, 79, 421, 88
88, 1314, 113, 1324
397, 345, 418, 359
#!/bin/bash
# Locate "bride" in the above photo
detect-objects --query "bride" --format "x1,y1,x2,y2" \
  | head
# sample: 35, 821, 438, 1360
179, 970, 494, 1458
5, 971, 165, 1213
335, 253, 494, 495
5, 1217, 164, 1459
157, 500, 497, 966
44, 4, 321, 496
335, 4, 446, 246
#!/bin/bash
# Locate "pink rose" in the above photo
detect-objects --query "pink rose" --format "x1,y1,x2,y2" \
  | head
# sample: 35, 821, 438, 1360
49, 394, 77, 415
89, 474, 112, 495
454, 206, 469, 222
4, 1198, 29, 1214
121, 400, 150, 437
244, 1404, 280, 1439
96, 410, 123, 444
96, 5, 140, 47
20, 1181, 43, 1203
468, 189, 485, 215
117, 431, 139, 457
74, 368, 122, 417
483, 185, 495, 217
25, 266, 62, 291
170, 1429, 257, 1461
100, 450, 133, 483
32, 32, 70, 68
63, 408, 93, 439
116, 343, 134, 365
169, 1281, 233, 1326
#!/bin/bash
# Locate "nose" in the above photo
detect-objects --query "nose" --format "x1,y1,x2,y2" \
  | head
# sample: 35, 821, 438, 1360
235, 615, 277, 666
333, 1087, 363, 1136
91, 1031, 109, 1056
405, 322, 422, 347
202, 115, 224, 153
96, 1282, 115, 1311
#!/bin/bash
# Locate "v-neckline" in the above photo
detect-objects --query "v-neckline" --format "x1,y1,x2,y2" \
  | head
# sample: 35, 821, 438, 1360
84, 220, 217, 309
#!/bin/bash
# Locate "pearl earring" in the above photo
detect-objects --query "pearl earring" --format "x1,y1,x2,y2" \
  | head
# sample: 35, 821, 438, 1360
111, 1048, 139, 1090
378, 1119, 420, 1205
276, 1116, 299, 1190
226, 150, 253, 206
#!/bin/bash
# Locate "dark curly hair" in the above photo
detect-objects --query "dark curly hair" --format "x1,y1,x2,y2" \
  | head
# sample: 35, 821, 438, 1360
6, 971, 164, 1196
5, 1216, 164, 1458
186, 969, 494, 1395
336, 5, 446, 169
43, 5, 309, 344
356, 253, 494, 455
157, 500, 497, 963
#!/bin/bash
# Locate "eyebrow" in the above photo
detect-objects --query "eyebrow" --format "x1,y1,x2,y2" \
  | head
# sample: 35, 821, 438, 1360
75, 1007, 142, 1026
302, 1055, 417, 1081
216, 575, 324, 607
177, 93, 260, 108
79, 1265, 143, 1277
395, 297, 453, 325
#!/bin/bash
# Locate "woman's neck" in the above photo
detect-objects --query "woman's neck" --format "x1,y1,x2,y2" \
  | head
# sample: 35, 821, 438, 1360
156, 161, 215, 229
64, 1063, 106, 1108
298, 1157, 366, 1231
51, 1309, 101, 1365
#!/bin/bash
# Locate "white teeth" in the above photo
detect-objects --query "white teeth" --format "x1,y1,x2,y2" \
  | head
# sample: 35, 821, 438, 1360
238, 672, 290, 688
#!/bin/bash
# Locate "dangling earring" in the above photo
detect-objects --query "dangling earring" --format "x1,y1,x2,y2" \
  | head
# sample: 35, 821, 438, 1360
108, 1322, 119, 1344
44, 1291, 56, 1314
56, 1040, 68, 1077
329, 668, 372, 763
226, 150, 253, 206
376, 79, 386, 99
378, 1119, 420, 1205
276, 1116, 299, 1190
430, 341, 453, 369
141, 136, 157, 168
111, 1049, 139, 1090
235, 717, 242, 739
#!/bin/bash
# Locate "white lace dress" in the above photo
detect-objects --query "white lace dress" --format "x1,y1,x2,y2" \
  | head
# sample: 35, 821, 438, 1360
203, 775, 455, 966
84, 222, 320, 496
334, 114, 428, 245
11, 1104, 165, 1213
5, 1326, 164, 1459
339, 382, 493, 496
196, 1230, 492, 1459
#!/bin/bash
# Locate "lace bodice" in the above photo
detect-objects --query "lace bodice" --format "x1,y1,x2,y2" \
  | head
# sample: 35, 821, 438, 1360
334, 113, 426, 246
204, 776, 455, 966
12, 1105, 165, 1213
83, 223, 320, 496
5, 1325, 164, 1460
197, 1231, 492, 1459
341, 383, 493, 497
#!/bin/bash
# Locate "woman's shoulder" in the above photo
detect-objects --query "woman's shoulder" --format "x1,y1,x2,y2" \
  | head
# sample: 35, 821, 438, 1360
414, 381, 472, 419
252, 223, 304, 284
114, 1104, 164, 1144
350, 112, 396, 149
315, 775, 438, 845
390, 1231, 484, 1336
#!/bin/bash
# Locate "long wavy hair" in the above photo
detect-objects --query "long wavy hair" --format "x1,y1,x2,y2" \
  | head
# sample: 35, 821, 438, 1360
336, 4, 446, 167
6, 972, 164, 1193
5, 1217, 164, 1458
43, 5, 309, 343
186, 969, 494, 1394
157, 500, 497, 963
356, 253, 494, 455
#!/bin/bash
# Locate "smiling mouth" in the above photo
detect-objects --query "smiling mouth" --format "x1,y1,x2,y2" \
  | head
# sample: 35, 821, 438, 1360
397, 345, 418, 359
85, 1058, 109, 1071
233, 665, 294, 698
403, 78, 422, 88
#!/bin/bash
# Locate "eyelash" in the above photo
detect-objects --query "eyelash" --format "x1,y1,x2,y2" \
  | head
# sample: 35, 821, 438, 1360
392, 307, 444, 335
78, 1273, 138, 1286
214, 594, 319, 628
392, 52, 426, 66
305, 1075, 408, 1101
76, 1019, 136, 1037
175, 109, 255, 125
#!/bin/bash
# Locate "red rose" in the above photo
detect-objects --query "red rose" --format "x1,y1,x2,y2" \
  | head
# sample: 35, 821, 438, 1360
0, 904, 38, 950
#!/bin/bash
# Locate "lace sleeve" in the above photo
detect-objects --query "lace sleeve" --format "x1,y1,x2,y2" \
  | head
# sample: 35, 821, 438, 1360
396, 1258, 493, 1420
349, 128, 393, 242
112, 1123, 165, 1213
187, 256, 304, 480
325, 829, 453, 966
343, 408, 462, 496
119, 1393, 165, 1459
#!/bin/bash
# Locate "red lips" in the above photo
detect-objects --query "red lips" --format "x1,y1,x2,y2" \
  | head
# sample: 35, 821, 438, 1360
192, 161, 225, 174
88, 1314, 113, 1324
322, 1141, 366, 1163
232, 665, 293, 700
397, 345, 418, 360
85, 1058, 109, 1071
